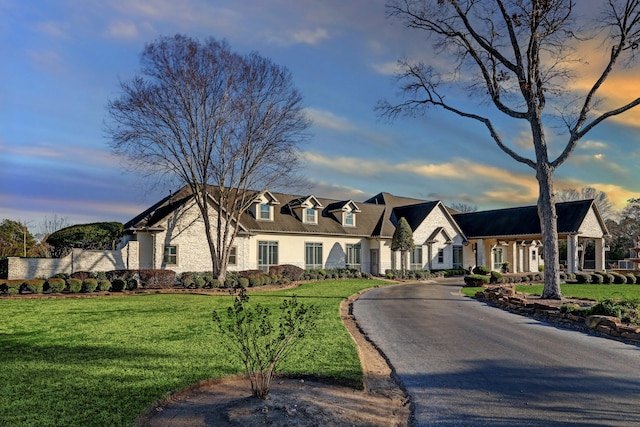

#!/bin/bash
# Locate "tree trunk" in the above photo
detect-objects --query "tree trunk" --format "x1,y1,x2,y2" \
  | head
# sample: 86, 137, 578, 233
537, 165, 562, 300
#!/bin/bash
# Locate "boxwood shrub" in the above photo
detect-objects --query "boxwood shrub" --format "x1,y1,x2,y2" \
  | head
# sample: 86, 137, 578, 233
464, 274, 490, 287
110, 278, 126, 292
98, 279, 112, 292
46, 277, 66, 293
83, 278, 98, 292
24, 279, 45, 294
67, 278, 83, 293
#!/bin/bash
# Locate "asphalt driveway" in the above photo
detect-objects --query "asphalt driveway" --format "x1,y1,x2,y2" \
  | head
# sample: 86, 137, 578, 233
353, 279, 640, 426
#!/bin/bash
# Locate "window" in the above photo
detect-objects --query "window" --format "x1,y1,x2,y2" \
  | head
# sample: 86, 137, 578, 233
410, 245, 423, 270
258, 241, 278, 272
164, 245, 177, 265
228, 246, 237, 266
453, 245, 463, 269
346, 243, 361, 270
305, 242, 323, 269
258, 203, 272, 220
531, 250, 537, 260
305, 208, 317, 224
344, 211, 355, 226
493, 247, 504, 270
437, 248, 444, 264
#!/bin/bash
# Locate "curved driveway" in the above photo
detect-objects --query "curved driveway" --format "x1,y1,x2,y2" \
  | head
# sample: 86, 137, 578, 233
353, 279, 640, 426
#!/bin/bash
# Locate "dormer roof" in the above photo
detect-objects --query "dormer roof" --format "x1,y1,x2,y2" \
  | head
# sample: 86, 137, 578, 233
288, 195, 324, 209
326, 200, 361, 213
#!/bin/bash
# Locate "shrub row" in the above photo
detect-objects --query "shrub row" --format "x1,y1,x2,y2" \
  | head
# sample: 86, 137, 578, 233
383, 269, 464, 280
0, 269, 177, 295
0, 277, 113, 295
573, 271, 640, 285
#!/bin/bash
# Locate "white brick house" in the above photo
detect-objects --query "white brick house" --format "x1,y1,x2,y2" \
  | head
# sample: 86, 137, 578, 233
120, 185, 610, 276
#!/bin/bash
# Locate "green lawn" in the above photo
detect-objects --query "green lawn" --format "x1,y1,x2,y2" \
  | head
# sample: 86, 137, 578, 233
514, 284, 640, 300
0, 279, 385, 427
460, 284, 640, 301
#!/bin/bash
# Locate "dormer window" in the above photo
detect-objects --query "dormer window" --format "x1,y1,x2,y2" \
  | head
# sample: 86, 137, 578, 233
344, 211, 355, 227
258, 203, 272, 221
252, 190, 279, 221
305, 208, 317, 224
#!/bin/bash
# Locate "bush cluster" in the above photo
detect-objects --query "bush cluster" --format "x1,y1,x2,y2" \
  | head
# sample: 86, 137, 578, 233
0, 268, 177, 295
384, 269, 453, 280
562, 297, 640, 325
572, 271, 640, 285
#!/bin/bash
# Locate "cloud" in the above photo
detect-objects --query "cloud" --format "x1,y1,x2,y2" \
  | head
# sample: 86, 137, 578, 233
27, 50, 65, 73
34, 21, 69, 39
371, 60, 401, 76
305, 108, 355, 132
104, 20, 139, 39
580, 139, 609, 150
267, 27, 330, 46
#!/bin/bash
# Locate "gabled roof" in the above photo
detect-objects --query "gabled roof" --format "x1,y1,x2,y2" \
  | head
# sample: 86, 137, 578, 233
453, 199, 607, 238
326, 200, 361, 213
124, 186, 194, 231
287, 195, 323, 209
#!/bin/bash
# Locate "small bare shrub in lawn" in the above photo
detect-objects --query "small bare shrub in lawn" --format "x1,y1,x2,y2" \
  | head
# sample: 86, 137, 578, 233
212, 288, 320, 399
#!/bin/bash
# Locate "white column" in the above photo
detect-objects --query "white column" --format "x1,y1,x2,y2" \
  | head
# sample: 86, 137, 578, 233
567, 234, 580, 273
476, 239, 485, 268
595, 239, 605, 271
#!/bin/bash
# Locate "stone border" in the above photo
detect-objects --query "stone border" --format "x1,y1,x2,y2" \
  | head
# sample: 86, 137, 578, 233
475, 286, 640, 346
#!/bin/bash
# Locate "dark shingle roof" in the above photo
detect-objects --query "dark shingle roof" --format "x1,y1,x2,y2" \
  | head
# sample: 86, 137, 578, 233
453, 199, 599, 238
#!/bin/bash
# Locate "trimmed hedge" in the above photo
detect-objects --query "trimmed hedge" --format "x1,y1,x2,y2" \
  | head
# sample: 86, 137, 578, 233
25, 279, 45, 293
46, 278, 66, 293
67, 278, 83, 293
464, 274, 490, 287
83, 278, 99, 292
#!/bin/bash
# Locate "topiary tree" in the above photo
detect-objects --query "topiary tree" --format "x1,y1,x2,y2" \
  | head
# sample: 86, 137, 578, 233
391, 217, 415, 277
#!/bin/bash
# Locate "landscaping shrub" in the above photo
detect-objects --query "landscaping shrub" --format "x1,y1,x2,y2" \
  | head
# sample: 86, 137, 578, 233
464, 274, 489, 287
110, 278, 126, 292
575, 272, 592, 284
472, 265, 490, 275
611, 272, 627, 284
591, 273, 604, 284
139, 269, 176, 289
83, 278, 98, 292
272, 264, 304, 282
24, 279, 45, 294
67, 278, 83, 293
625, 273, 636, 284
490, 270, 502, 284
179, 272, 195, 288
588, 298, 640, 325
98, 279, 112, 292
46, 277, 66, 293
238, 277, 249, 288
70, 271, 92, 281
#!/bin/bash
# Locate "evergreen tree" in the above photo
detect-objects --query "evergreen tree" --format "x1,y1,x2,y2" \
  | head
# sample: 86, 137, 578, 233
391, 217, 415, 276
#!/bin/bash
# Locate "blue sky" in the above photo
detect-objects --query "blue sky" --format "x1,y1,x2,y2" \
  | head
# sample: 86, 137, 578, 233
3, 0, 640, 232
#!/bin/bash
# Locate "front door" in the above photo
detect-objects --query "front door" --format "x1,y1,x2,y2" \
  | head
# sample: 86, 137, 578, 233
370, 249, 379, 275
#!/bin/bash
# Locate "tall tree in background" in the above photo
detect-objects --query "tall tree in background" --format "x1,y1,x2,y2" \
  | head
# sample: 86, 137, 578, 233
0, 219, 35, 257
391, 217, 415, 276
379, 1, 640, 299
555, 187, 614, 220
450, 202, 478, 213
107, 35, 309, 283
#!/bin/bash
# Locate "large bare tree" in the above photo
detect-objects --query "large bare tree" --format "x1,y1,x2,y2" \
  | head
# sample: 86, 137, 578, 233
379, 0, 640, 299
556, 186, 615, 220
106, 34, 310, 283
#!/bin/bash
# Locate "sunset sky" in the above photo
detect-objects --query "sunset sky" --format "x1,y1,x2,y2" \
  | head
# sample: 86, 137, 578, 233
4, 0, 640, 232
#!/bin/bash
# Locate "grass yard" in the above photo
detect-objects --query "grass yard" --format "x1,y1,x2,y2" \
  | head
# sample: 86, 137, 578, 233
460, 283, 640, 301
0, 279, 385, 427
514, 283, 640, 301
